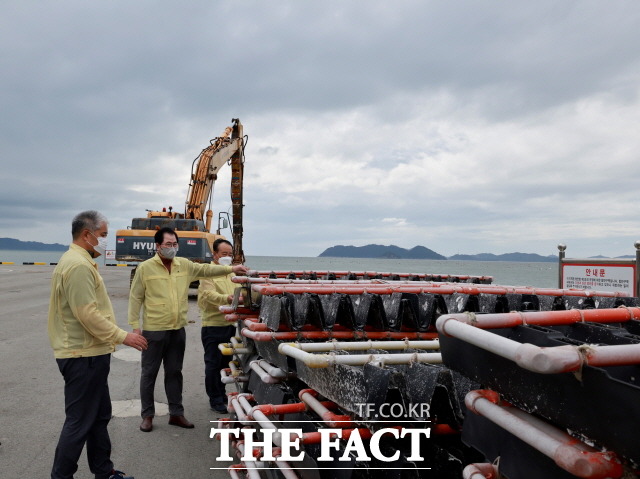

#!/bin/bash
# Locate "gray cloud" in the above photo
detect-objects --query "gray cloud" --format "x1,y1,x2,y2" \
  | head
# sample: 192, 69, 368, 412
2, 1, 640, 258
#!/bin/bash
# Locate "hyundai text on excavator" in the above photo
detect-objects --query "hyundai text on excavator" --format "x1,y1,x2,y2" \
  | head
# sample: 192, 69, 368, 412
115, 118, 246, 280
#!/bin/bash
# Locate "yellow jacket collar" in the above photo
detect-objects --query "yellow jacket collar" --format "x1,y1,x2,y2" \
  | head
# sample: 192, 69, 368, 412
69, 243, 97, 267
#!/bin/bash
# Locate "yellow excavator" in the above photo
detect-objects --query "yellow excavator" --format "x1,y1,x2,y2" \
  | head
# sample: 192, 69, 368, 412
115, 118, 246, 277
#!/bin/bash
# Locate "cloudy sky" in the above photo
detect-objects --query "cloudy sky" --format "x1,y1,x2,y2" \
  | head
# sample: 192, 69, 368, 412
2, 1, 640, 258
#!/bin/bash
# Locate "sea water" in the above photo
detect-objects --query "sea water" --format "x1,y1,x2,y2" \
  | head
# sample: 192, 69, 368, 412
0, 250, 559, 288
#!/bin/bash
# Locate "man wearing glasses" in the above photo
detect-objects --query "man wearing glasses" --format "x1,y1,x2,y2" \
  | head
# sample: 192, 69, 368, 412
128, 227, 248, 433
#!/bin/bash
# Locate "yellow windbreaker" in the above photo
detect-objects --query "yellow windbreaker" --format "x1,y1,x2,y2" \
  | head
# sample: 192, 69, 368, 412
48, 243, 128, 358
198, 271, 237, 327
128, 254, 232, 331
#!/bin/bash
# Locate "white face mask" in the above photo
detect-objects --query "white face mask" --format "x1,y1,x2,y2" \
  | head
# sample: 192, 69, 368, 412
89, 232, 108, 256
218, 256, 232, 266
158, 246, 178, 259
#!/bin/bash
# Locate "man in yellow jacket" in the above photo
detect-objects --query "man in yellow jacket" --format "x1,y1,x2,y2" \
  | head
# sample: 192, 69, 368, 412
129, 227, 248, 432
48, 210, 148, 479
197, 238, 242, 413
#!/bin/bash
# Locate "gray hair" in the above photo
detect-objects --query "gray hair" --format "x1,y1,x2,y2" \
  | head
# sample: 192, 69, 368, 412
71, 210, 108, 239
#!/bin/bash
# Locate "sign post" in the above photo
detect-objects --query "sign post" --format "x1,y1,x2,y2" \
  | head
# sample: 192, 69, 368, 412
558, 243, 640, 297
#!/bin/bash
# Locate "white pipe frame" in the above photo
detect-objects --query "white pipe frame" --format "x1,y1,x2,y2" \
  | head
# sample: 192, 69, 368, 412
437, 314, 640, 374
234, 441, 265, 479
237, 394, 284, 447
298, 391, 328, 417
274, 461, 299, 479
228, 360, 244, 377
278, 343, 442, 368
439, 308, 640, 329
214, 421, 262, 479
299, 390, 352, 428
229, 394, 300, 477
282, 339, 440, 352
256, 359, 287, 378
229, 396, 252, 425
249, 360, 285, 384
462, 463, 500, 479
227, 466, 242, 479
465, 390, 623, 478
219, 342, 252, 355
220, 367, 249, 385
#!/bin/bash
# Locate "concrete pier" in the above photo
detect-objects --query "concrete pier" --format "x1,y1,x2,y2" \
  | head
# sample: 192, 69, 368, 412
0, 265, 232, 478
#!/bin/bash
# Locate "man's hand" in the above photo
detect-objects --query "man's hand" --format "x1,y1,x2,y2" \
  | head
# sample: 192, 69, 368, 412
123, 332, 148, 351
232, 264, 249, 275
227, 294, 244, 304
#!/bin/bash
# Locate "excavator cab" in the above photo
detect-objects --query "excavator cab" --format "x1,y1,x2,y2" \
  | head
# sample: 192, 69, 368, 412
217, 212, 230, 235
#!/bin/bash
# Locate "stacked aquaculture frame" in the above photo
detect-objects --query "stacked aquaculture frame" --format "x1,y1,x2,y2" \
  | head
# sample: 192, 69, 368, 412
215, 270, 640, 479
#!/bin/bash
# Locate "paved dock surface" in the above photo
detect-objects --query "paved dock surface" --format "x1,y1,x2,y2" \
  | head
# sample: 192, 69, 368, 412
0, 265, 233, 478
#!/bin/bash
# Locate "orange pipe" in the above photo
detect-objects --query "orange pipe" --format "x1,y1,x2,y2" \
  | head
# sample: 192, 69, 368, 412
234, 277, 391, 284
252, 400, 336, 417
228, 424, 456, 445
243, 321, 278, 332
250, 402, 306, 417
433, 424, 460, 435
298, 389, 353, 427
300, 427, 375, 445
232, 277, 493, 286
243, 320, 354, 333
251, 270, 492, 281
220, 305, 255, 315
252, 283, 626, 298
227, 392, 255, 405
244, 446, 283, 459
299, 425, 447, 444
225, 313, 259, 322
241, 328, 437, 342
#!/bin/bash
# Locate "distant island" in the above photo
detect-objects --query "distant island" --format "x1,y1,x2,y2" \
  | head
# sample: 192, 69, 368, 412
319, 244, 557, 262
0, 237, 67, 251
448, 252, 556, 262
319, 244, 447, 260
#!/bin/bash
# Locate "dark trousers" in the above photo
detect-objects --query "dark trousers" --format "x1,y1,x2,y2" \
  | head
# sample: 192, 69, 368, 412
201, 325, 235, 407
52, 354, 114, 479
140, 328, 186, 417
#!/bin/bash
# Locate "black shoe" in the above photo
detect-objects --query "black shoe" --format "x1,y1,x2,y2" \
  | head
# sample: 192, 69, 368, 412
109, 470, 134, 479
211, 404, 228, 413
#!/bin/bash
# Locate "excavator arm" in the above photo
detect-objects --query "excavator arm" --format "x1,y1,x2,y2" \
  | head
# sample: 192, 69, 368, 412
229, 119, 245, 264
184, 118, 245, 263
185, 122, 241, 223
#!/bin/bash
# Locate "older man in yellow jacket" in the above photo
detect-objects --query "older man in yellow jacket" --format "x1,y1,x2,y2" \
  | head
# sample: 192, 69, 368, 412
129, 227, 248, 432
48, 210, 147, 479
197, 238, 241, 413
